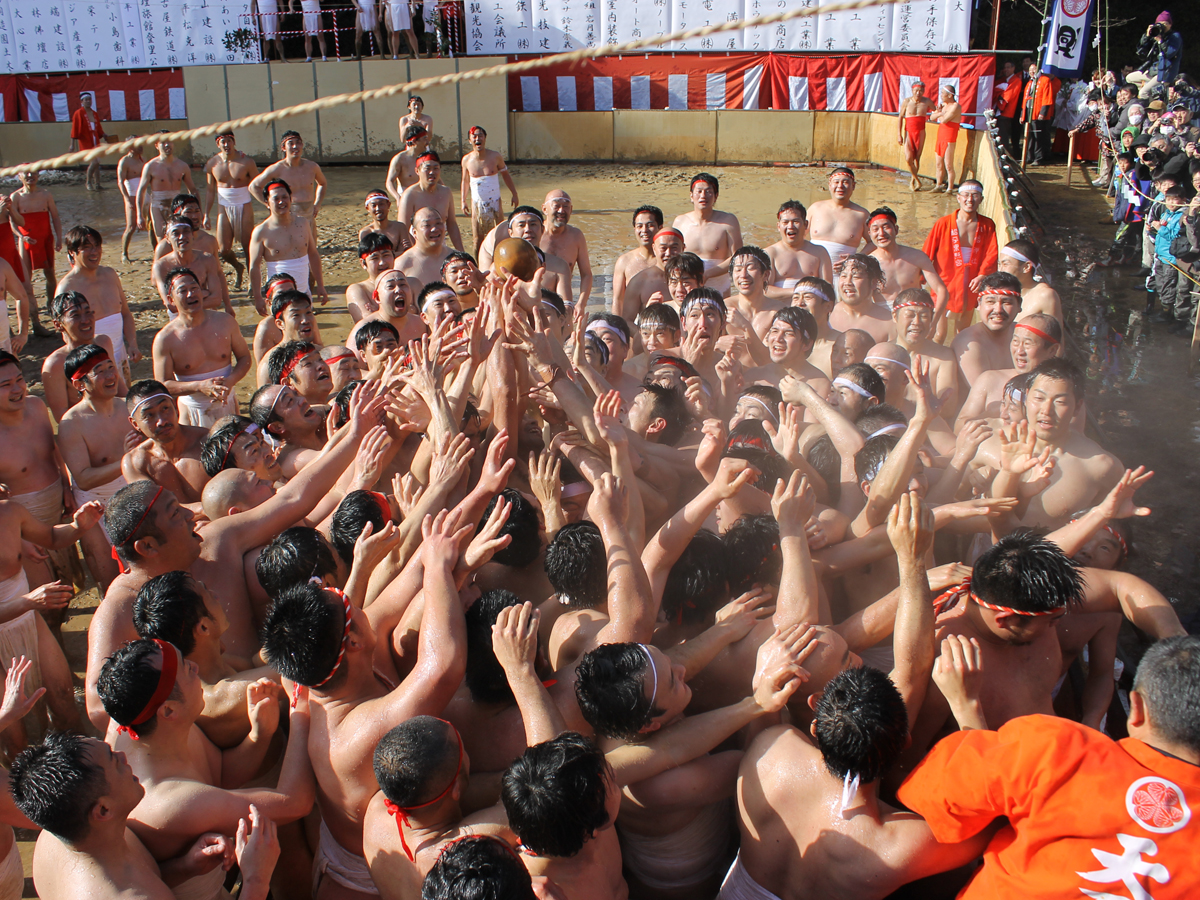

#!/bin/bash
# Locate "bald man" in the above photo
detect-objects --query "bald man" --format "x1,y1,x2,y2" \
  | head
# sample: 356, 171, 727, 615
396, 207, 453, 288
539, 190, 592, 306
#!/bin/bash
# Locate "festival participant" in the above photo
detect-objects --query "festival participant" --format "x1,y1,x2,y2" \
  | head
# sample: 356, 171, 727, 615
152, 269, 249, 429
300, 0, 330, 60
584, 314, 642, 402
56, 226, 139, 379
355, 321, 402, 379
460, 127, 518, 257
97, 638, 311, 900
505, 207, 573, 306
250, 273, 299, 368
900, 634, 1200, 900
70, 93, 106, 191
11, 733, 283, 900
0, 663, 45, 890
84, 480, 204, 729
346, 234, 396, 323
153, 194, 221, 261
1021, 61, 1059, 166
201, 417, 283, 486
955, 312, 1061, 425
923, 180, 998, 334
117, 144, 146, 261
358, 190, 411, 255
399, 151, 464, 252
828, 254, 896, 343
983, 359, 1123, 530
0, 242, 28, 355
611, 206, 663, 319
725, 495, 993, 900
539, 190, 592, 306
256, 0, 287, 60
806, 167, 871, 276
950, 272, 1022, 391
997, 238, 1064, 326
416, 282, 461, 331
659, 251, 705, 314
0, 194, 29, 323
764, 200, 833, 292
384, 0, 419, 59
248, 178, 327, 315
57, 345, 133, 589
831, 328, 875, 371
727, 245, 786, 346
791, 277, 841, 378
898, 81, 935, 191
621, 228, 686, 325
203, 131, 259, 289
891, 289, 959, 415
42, 292, 124, 422
136, 134, 197, 242
265, 341, 333, 407
400, 96, 434, 141
622, 304, 681, 382
250, 131, 328, 241
441, 251, 484, 313
744, 306, 831, 398
259, 509, 470, 900
322, 345, 364, 394
348, 269, 427, 349
674, 288, 729, 389
12, 170, 63, 327
993, 59, 1023, 156
671, 173, 742, 295
866, 207, 949, 339
930, 84, 963, 192
386, 126, 432, 205
121, 381, 211, 503
151, 217, 233, 317
256, 291, 323, 385
246, 383, 328, 479
396, 207, 454, 289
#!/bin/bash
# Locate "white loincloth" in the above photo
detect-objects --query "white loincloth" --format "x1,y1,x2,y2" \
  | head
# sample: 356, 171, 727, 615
150, 190, 176, 222
702, 258, 731, 296
620, 799, 733, 891
809, 240, 858, 269
774, 277, 801, 291
301, 0, 323, 33
176, 366, 239, 428
72, 474, 127, 507
10, 481, 64, 529
386, 0, 412, 30
217, 186, 253, 234
0, 838, 21, 900
94, 312, 128, 367
356, 0, 378, 29
257, 0, 280, 37
266, 256, 310, 294
0, 606, 44, 704
124, 177, 141, 202
0, 570, 31, 615
717, 853, 783, 900
171, 864, 230, 900
313, 820, 379, 896
961, 246, 973, 265
470, 174, 502, 218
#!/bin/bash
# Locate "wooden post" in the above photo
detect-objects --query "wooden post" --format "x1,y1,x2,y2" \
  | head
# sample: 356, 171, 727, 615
988, 0, 1001, 50
1066, 132, 1076, 185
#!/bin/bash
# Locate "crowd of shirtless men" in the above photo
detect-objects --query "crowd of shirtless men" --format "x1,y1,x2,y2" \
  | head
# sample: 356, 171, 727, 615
0, 97, 1195, 900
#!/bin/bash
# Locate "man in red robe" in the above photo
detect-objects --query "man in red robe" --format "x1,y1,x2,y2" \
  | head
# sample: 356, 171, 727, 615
922, 180, 998, 334
70, 92, 106, 191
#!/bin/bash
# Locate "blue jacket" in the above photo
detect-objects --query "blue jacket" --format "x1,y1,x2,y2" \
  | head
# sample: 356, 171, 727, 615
1137, 30, 1183, 83
1154, 207, 1186, 264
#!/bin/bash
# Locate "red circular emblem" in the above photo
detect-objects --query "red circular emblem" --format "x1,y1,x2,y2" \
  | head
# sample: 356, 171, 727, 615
1125, 777, 1191, 834
1060, 0, 1089, 17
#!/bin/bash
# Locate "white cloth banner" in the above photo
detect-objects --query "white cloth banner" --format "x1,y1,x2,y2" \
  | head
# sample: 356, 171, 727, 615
0, 1, 259, 73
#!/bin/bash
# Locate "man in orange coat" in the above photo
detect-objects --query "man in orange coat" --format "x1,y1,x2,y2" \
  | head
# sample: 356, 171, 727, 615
69, 92, 106, 191
992, 59, 1023, 158
1021, 62, 1059, 166
922, 181, 998, 333
899, 635, 1200, 900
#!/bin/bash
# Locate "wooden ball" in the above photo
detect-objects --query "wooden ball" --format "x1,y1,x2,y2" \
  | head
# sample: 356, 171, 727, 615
493, 237, 541, 282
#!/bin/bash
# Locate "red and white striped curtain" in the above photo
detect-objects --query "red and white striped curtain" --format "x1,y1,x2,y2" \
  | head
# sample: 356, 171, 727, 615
14, 70, 187, 123
509, 53, 996, 118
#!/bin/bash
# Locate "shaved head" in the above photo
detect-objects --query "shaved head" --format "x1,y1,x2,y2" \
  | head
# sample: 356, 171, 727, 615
201, 469, 256, 522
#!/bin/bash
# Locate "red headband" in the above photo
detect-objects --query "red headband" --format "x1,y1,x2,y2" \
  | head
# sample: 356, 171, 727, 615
111, 485, 163, 575
116, 639, 178, 740
265, 179, 290, 195
653, 227, 684, 243
932, 576, 1061, 619
278, 346, 311, 384
70, 350, 110, 383
892, 296, 934, 311
468, 126, 483, 136
219, 423, 260, 471
1015, 322, 1059, 345
370, 491, 392, 521
266, 279, 295, 299
294, 589, 352, 707
1069, 518, 1129, 560
384, 721, 464, 861
982, 289, 1022, 300
416, 152, 438, 165
273, 297, 296, 320
868, 213, 896, 228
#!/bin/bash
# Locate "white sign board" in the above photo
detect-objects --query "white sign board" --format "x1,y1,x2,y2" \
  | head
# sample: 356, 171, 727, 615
0, 0, 260, 73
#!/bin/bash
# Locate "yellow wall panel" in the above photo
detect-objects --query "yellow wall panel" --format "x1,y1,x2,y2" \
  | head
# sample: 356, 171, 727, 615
456, 57, 510, 162
510, 112, 613, 160
716, 110, 814, 163
614, 111, 716, 163
361, 59, 410, 160
223, 64, 277, 160
406, 59, 461, 158
266, 62, 319, 161
314, 62, 367, 160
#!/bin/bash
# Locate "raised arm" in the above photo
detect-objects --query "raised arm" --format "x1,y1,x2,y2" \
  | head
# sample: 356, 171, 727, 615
1077, 567, 1185, 639
494, 602, 566, 746
592, 473, 656, 646
1044, 467, 1153, 559
771, 471, 823, 627
886, 491, 936, 729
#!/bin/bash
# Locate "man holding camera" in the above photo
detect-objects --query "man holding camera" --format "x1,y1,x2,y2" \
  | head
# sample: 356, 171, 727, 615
1129, 12, 1184, 100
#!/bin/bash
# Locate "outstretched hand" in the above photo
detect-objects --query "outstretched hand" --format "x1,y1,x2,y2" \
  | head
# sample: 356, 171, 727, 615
752, 624, 818, 713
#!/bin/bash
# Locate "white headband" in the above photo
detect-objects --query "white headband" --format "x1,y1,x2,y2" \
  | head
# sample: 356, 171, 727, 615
794, 286, 831, 304
421, 289, 455, 313
130, 393, 172, 417
638, 643, 659, 709
869, 423, 907, 438
586, 321, 628, 345
740, 395, 779, 424
833, 377, 875, 400
957, 183, 983, 196
1000, 246, 1033, 265
540, 299, 561, 315
268, 385, 292, 417
864, 355, 911, 372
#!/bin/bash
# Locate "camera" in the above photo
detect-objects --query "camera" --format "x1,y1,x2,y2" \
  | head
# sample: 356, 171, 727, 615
1148, 22, 1167, 38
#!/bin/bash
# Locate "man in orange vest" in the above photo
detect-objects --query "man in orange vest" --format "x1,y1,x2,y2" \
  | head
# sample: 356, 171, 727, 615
992, 59, 1023, 158
1021, 62, 1060, 166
